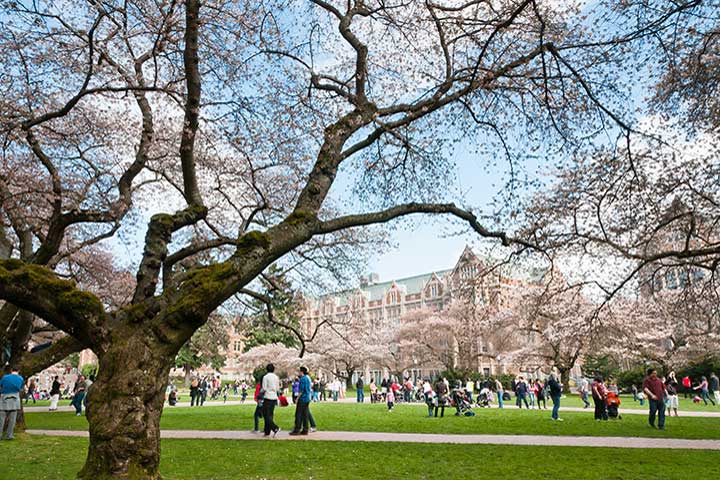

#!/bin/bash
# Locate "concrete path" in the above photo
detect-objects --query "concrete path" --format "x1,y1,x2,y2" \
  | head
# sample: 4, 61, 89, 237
26, 429, 720, 450
23, 401, 720, 418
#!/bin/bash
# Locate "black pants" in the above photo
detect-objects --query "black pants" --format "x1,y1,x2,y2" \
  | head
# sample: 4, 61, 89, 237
293, 401, 310, 433
434, 404, 445, 417
593, 396, 608, 420
536, 394, 546, 408
263, 399, 278, 435
190, 388, 198, 406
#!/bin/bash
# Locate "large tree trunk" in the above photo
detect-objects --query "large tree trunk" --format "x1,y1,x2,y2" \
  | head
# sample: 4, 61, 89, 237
78, 332, 173, 480
183, 364, 192, 387
559, 368, 571, 392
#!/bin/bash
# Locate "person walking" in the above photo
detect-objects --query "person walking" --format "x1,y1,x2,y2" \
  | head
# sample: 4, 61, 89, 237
534, 379, 546, 410
356, 375, 365, 403
710, 373, 720, 406
547, 372, 563, 421
591, 375, 608, 421
0, 366, 23, 440
423, 380, 434, 416
290, 366, 312, 436
516, 376, 530, 409
433, 378, 447, 417
261, 364, 281, 437
369, 378, 377, 403
251, 379, 264, 433
694, 376, 715, 406
190, 377, 199, 406
681, 375, 691, 398
495, 378, 504, 409
527, 378, 536, 408
291, 377, 300, 405
49, 376, 61, 411
386, 385, 395, 412
24, 377, 36, 404
643, 368, 667, 429
71, 375, 87, 416
199, 376, 208, 406
665, 372, 680, 417
580, 377, 591, 408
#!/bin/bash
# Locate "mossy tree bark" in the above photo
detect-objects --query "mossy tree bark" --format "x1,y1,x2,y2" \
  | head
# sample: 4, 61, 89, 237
78, 330, 174, 480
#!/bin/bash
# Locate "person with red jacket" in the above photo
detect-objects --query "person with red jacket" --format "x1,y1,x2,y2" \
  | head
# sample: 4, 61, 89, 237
643, 368, 667, 429
251, 380, 264, 433
682, 375, 692, 398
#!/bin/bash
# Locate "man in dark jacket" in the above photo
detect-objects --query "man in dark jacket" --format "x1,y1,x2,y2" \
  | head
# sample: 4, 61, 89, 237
356, 376, 365, 403
547, 373, 563, 421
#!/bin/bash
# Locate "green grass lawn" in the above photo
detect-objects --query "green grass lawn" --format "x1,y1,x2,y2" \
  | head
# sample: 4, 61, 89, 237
558, 394, 719, 411
24, 402, 720, 440
4, 434, 720, 480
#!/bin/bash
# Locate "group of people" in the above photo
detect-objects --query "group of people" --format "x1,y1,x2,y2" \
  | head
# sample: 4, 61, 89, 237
253, 363, 319, 437
188, 375, 228, 406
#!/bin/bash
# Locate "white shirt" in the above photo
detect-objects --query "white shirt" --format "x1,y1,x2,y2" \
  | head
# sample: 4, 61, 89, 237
261, 373, 280, 400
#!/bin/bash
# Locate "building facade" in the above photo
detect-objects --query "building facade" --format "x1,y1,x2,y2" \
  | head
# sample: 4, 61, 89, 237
302, 246, 547, 382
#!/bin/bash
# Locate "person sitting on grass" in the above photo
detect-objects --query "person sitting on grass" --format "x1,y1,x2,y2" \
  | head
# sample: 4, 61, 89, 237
168, 388, 178, 406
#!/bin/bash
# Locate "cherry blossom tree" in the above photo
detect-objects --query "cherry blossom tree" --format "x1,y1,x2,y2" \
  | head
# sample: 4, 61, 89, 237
605, 277, 720, 372
0, 1, 698, 477
497, 276, 598, 387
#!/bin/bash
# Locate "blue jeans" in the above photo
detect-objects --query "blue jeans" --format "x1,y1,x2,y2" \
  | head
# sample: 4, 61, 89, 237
72, 392, 85, 414
357, 390, 364, 403
517, 393, 529, 409
333, 391, 338, 401
551, 394, 561, 419
253, 404, 263, 431
648, 398, 665, 428
498, 392, 504, 408
701, 390, 715, 406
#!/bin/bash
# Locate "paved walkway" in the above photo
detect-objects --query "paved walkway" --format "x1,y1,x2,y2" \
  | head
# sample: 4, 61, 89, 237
22, 401, 720, 418
26, 429, 720, 450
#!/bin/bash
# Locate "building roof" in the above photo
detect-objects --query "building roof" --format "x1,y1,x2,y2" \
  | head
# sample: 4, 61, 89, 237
306, 247, 546, 308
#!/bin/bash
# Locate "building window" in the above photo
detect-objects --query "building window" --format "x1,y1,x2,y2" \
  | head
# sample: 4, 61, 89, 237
233, 340, 243, 352
388, 290, 398, 304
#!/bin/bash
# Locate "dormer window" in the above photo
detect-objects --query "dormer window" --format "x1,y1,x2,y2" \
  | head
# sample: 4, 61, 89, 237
388, 290, 398, 304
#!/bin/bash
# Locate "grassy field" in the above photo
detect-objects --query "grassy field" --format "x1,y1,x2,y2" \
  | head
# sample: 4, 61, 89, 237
24, 401, 720, 440
4, 434, 720, 480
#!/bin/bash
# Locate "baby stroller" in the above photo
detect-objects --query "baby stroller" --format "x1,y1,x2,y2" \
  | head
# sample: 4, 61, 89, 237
451, 389, 475, 416
606, 392, 622, 419
476, 388, 491, 408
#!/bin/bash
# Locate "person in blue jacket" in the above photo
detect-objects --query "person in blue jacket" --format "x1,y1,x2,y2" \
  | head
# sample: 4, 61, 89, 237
0, 365, 24, 440
290, 366, 313, 435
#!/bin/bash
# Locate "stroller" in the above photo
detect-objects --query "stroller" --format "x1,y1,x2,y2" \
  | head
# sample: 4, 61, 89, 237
606, 392, 622, 419
451, 389, 475, 416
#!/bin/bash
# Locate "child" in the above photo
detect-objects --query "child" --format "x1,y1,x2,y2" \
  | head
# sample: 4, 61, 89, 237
387, 387, 395, 411
425, 390, 435, 417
